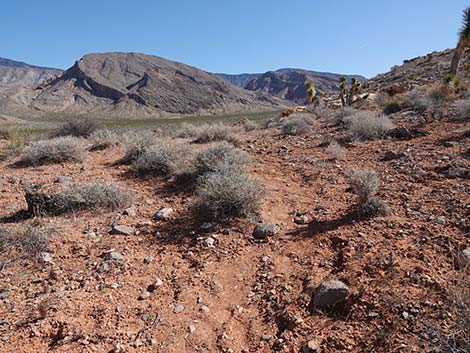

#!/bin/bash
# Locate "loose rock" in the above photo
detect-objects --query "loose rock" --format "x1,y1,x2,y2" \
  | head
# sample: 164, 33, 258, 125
311, 280, 349, 307
383, 150, 407, 161
173, 304, 185, 314
153, 208, 173, 220
252, 224, 280, 240
110, 225, 135, 236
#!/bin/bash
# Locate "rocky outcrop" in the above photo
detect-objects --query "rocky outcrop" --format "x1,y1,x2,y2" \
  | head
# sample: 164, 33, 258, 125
0, 57, 62, 87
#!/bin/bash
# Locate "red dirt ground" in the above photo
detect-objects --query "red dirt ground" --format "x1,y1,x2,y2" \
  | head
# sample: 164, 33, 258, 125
0, 114, 469, 352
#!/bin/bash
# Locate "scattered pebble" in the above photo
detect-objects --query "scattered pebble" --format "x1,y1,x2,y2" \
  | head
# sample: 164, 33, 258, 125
173, 304, 185, 314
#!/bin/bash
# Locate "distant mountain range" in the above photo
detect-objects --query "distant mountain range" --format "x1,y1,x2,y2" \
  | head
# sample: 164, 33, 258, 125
217, 69, 366, 104
0, 58, 62, 87
0, 54, 288, 119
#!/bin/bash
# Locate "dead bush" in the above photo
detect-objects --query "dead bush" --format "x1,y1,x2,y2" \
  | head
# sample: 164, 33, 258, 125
347, 169, 389, 218
344, 111, 394, 141
330, 107, 359, 125
53, 118, 99, 138
193, 124, 241, 146
0, 129, 35, 160
192, 166, 266, 220
26, 182, 131, 216
131, 140, 195, 177
20, 137, 85, 166
120, 132, 158, 164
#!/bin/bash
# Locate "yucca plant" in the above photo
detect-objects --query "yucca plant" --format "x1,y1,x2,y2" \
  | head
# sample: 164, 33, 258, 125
305, 81, 316, 105
450, 6, 470, 76
339, 76, 362, 106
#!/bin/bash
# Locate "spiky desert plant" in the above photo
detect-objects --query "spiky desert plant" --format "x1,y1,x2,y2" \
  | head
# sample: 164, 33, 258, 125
305, 81, 316, 105
450, 7, 470, 76
339, 76, 347, 107
339, 77, 362, 106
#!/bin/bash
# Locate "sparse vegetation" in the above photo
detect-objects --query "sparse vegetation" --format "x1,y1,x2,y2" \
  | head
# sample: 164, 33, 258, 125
454, 99, 470, 121
120, 131, 157, 164
193, 124, 241, 146
53, 118, 99, 138
20, 137, 85, 166
0, 128, 36, 160
194, 142, 250, 176
450, 6, 470, 76
89, 129, 121, 150
243, 120, 259, 132
344, 111, 394, 141
192, 166, 266, 220
0, 222, 54, 258
131, 140, 195, 177
347, 169, 389, 218
175, 123, 203, 138
281, 116, 312, 136
383, 101, 402, 115
26, 182, 131, 216
326, 141, 346, 160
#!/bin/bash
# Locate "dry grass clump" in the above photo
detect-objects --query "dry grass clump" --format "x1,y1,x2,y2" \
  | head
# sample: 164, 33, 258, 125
243, 120, 259, 132
192, 165, 266, 220
195, 142, 251, 176
20, 137, 85, 166
193, 124, 241, 146
0, 222, 53, 258
329, 107, 359, 126
26, 182, 131, 216
131, 140, 195, 177
347, 169, 389, 218
326, 141, 346, 160
344, 111, 394, 141
53, 118, 99, 138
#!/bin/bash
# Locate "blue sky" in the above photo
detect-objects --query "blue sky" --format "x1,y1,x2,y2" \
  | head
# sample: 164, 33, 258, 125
1, 0, 468, 77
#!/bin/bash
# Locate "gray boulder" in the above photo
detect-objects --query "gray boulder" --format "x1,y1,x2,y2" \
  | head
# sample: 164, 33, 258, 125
252, 224, 280, 240
312, 280, 349, 307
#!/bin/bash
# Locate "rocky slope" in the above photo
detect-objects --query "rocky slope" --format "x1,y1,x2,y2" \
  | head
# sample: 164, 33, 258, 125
0, 57, 62, 87
244, 69, 366, 104
366, 48, 470, 92
26, 53, 288, 118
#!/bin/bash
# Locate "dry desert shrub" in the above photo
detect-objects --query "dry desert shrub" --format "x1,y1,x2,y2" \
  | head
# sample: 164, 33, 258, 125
454, 99, 470, 121
120, 131, 159, 164
0, 222, 54, 258
194, 142, 251, 176
26, 182, 131, 216
347, 169, 390, 218
243, 120, 259, 132
89, 129, 121, 150
326, 141, 346, 160
344, 111, 394, 141
192, 165, 266, 220
281, 116, 312, 136
193, 124, 241, 146
20, 136, 85, 166
175, 123, 204, 138
53, 118, 99, 138
131, 140, 195, 177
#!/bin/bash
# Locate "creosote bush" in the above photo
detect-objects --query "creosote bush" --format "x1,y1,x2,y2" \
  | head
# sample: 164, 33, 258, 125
54, 118, 99, 138
347, 169, 389, 218
193, 124, 241, 146
192, 166, 266, 220
26, 182, 131, 216
344, 111, 394, 141
131, 140, 195, 177
194, 142, 251, 176
20, 137, 85, 166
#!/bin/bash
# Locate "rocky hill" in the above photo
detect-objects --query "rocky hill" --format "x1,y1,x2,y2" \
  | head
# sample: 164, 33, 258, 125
0, 57, 62, 87
244, 69, 365, 104
365, 48, 470, 92
26, 53, 288, 118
